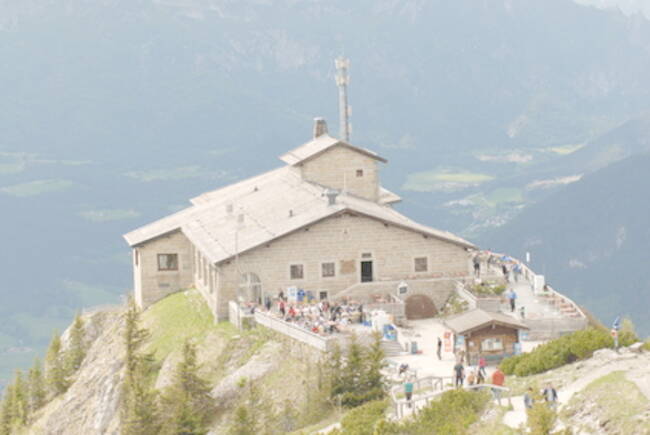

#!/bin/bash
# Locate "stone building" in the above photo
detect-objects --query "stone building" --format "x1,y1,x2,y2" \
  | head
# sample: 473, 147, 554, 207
124, 119, 476, 321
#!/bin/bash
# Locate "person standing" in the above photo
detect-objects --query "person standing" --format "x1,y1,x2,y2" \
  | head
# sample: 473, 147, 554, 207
543, 383, 558, 409
491, 367, 505, 404
453, 362, 465, 388
478, 355, 487, 380
524, 387, 534, 410
404, 378, 414, 408
437, 337, 443, 360
473, 255, 481, 278
507, 289, 517, 312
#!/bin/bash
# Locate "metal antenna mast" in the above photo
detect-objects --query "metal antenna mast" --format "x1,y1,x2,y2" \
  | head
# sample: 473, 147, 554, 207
335, 56, 351, 142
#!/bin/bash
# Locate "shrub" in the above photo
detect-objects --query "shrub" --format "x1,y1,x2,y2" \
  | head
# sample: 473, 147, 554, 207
500, 328, 614, 377
642, 340, 650, 352
617, 318, 639, 347
527, 402, 557, 435
338, 400, 388, 435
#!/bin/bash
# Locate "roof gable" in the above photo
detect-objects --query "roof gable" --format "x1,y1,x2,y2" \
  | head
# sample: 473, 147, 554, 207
444, 309, 529, 335
279, 134, 387, 165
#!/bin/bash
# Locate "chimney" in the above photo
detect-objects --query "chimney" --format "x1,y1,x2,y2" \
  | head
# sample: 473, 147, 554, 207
324, 189, 339, 206
313, 117, 328, 138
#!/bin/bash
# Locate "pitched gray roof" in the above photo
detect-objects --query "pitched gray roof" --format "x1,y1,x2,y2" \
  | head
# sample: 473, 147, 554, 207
279, 134, 387, 165
124, 164, 475, 263
444, 309, 529, 334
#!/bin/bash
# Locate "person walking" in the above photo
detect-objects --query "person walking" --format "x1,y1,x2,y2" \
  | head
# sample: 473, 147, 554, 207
524, 387, 535, 410
491, 367, 505, 404
437, 337, 442, 360
478, 355, 487, 380
453, 362, 465, 388
513, 262, 522, 282
404, 377, 414, 408
543, 383, 558, 409
507, 289, 517, 312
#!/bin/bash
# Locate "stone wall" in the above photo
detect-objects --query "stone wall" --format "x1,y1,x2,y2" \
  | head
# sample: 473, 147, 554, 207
300, 145, 379, 202
214, 212, 470, 319
133, 230, 193, 309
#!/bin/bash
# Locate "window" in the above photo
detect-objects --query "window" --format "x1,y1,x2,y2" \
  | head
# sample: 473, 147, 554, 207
290, 264, 304, 280
322, 262, 335, 278
157, 254, 178, 271
356, 169, 364, 177
319, 291, 329, 301
481, 338, 504, 352
414, 257, 428, 272
361, 252, 372, 259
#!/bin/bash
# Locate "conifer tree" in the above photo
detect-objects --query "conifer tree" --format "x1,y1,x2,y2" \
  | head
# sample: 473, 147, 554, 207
45, 332, 68, 396
0, 384, 15, 435
362, 332, 386, 401
227, 378, 276, 435
10, 370, 29, 428
326, 343, 344, 400
120, 297, 160, 435
28, 359, 46, 413
160, 340, 215, 435
340, 335, 365, 407
65, 313, 86, 375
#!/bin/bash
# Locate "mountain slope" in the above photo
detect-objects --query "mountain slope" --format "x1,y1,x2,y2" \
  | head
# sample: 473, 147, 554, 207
478, 152, 650, 335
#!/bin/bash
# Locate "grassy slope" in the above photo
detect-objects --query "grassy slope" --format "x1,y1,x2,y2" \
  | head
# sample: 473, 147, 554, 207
141, 290, 334, 432
562, 371, 650, 434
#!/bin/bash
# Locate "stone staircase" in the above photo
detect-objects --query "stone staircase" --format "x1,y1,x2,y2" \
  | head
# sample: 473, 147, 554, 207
382, 340, 406, 357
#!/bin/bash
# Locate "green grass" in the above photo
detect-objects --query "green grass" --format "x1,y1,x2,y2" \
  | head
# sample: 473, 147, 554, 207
78, 209, 141, 222
402, 169, 494, 192
546, 143, 585, 155
485, 188, 523, 205
0, 179, 76, 197
125, 166, 205, 182
469, 405, 517, 435
561, 371, 650, 434
143, 289, 236, 362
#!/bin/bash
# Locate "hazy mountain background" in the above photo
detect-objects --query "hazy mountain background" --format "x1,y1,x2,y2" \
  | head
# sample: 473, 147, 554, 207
2, 0, 650, 386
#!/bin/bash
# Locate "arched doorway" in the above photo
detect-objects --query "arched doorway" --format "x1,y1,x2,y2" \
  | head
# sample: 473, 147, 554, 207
405, 294, 438, 320
239, 272, 262, 304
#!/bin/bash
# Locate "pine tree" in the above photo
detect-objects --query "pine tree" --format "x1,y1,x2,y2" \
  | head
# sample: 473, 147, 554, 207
120, 298, 160, 435
361, 332, 386, 401
65, 313, 86, 376
10, 370, 29, 428
227, 378, 275, 435
326, 343, 344, 400
28, 359, 46, 413
340, 335, 365, 407
0, 384, 15, 435
160, 340, 215, 435
45, 332, 68, 396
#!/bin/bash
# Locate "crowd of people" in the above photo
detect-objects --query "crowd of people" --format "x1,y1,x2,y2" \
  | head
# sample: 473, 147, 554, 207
271, 292, 367, 336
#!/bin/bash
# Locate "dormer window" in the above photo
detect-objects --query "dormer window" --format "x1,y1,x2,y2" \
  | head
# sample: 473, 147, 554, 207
356, 169, 364, 177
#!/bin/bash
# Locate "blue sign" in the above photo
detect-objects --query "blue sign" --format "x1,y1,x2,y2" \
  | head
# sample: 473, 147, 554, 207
612, 316, 621, 331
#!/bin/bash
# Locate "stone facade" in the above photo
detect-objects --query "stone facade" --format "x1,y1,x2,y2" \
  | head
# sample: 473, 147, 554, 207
132, 230, 193, 308
214, 211, 469, 319
300, 145, 379, 201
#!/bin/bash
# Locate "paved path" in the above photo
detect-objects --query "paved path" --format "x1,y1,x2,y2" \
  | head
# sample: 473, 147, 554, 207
502, 351, 650, 430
